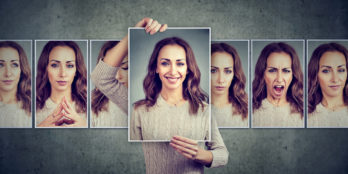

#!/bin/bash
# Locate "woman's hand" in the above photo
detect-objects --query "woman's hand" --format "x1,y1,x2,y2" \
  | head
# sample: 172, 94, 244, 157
37, 101, 65, 127
135, 17, 168, 35
58, 97, 87, 127
170, 135, 213, 166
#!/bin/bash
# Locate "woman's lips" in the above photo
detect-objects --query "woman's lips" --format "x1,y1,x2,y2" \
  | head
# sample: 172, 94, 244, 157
57, 81, 67, 86
273, 85, 284, 97
215, 86, 225, 91
2, 80, 14, 85
165, 76, 180, 84
329, 85, 341, 91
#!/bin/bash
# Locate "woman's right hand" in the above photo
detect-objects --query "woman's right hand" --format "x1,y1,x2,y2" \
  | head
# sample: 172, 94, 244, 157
37, 102, 66, 127
135, 17, 168, 35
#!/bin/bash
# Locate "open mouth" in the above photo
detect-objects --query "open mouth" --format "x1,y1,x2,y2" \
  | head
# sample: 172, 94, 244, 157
57, 81, 67, 86
165, 76, 180, 84
273, 85, 284, 96
2, 80, 14, 85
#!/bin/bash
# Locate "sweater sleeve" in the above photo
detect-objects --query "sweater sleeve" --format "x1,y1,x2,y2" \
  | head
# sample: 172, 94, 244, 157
206, 117, 229, 168
130, 107, 143, 140
91, 60, 128, 114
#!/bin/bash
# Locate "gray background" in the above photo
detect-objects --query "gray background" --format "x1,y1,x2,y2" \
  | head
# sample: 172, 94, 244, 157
1, 0, 348, 174
130, 28, 210, 106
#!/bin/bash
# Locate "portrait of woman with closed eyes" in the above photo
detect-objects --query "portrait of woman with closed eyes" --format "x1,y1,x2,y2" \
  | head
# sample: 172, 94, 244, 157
211, 42, 248, 128
91, 41, 128, 128
36, 41, 87, 128
308, 42, 348, 128
0, 41, 31, 128
252, 41, 304, 128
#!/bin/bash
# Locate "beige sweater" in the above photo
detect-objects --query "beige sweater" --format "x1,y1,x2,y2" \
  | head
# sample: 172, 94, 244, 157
212, 103, 248, 128
0, 101, 31, 128
91, 101, 127, 128
308, 103, 348, 128
252, 99, 304, 128
36, 98, 86, 127
131, 96, 228, 173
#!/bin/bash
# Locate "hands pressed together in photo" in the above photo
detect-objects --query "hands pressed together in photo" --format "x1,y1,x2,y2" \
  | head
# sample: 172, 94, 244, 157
38, 96, 86, 127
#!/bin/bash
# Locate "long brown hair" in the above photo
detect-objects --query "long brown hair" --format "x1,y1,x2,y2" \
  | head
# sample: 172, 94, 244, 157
36, 41, 87, 113
0, 41, 31, 115
134, 37, 208, 114
91, 41, 119, 115
252, 42, 304, 117
211, 43, 248, 119
308, 42, 348, 113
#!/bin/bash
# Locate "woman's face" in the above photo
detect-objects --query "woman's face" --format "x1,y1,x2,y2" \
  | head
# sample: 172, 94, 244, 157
264, 52, 293, 100
211, 51, 234, 96
318, 51, 347, 99
0, 47, 21, 94
156, 44, 187, 91
116, 56, 128, 88
47, 46, 76, 93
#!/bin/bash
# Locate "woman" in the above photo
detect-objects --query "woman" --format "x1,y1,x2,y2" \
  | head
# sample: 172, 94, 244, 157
252, 42, 304, 128
211, 42, 248, 128
92, 18, 228, 173
0, 41, 31, 128
308, 42, 348, 127
91, 41, 128, 127
36, 41, 87, 128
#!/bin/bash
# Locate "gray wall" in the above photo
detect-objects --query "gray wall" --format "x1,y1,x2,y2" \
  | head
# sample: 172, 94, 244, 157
1, 0, 348, 174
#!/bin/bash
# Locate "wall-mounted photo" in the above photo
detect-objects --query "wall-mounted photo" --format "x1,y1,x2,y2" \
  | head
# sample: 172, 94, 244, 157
0, 40, 32, 128
35, 40, 88, 128
90, 40, 128, 128
129, 28, 211, 141
251, 40, 305, 128
211, 40, 249, 128
307, 40, 348, 128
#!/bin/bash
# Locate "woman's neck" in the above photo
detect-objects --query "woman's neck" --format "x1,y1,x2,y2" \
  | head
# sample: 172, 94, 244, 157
50, 88, 73, 104
321, 94, 345, 110
160, 86, 185, 106
0, 89, 17, 104
266, 95, 288, 107
212, 93, 230, 108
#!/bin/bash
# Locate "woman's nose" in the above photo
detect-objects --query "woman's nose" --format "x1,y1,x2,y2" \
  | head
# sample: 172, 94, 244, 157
331, 71, 339, 83
217, 71, 224, 83
116, 70, 122, 80
59, 66, 66, 77
4, 64, 13, 77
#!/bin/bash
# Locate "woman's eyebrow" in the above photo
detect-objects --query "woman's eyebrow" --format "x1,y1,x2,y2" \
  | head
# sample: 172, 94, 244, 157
224, 66, 233, 69
0, 59, 19, 62
121, 61, 128, 65
320, 65, 332, 68
337, 64, 346, 68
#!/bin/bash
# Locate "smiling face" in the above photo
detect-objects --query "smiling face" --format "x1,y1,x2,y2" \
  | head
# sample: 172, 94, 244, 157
116, 56, 129, 88
0, 47, 21, 94
211, 51, 234, 96
318, 51, 347, 99
264, 52, 293, 100
47, 46, 76, 93
156, 44, 187, 91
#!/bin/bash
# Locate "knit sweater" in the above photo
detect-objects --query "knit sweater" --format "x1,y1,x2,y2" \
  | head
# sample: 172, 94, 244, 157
252, 99, 304, 128
308, 103, 348, 128
91, 100, 127, 128
0, 101, 31, 128
35, 98, 86, 127
212, 103, 248, 128
90, 60, 128, 114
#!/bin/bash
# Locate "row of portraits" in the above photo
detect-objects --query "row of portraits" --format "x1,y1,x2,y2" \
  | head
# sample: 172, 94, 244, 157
0, 32, 347, 134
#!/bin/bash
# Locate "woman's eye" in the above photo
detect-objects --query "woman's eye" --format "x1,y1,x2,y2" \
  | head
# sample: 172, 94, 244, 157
67, 64, 75, 68
268, 69, 276, 73
51, 63, 58, 68
122, 67, 128, 70
0, 63, 3, 68
211, 69, 217, 73
225, 70, 232, 74
161, 62, 169, 66
177, 62, 185, 66
283, 69, 291, 73
338, 68, 346, 73
11, 63, 19, 68
322, 69, 329, 73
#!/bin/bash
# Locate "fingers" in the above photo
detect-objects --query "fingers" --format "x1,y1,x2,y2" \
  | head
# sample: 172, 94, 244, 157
135, 17, 167, 34
135, 17, 152, 27
159, 24, 168, 32
170, 135, 199, 160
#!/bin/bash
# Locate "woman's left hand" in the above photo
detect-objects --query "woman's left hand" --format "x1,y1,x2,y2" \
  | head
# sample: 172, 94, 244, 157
57, 97, 87, 127
170, 135, 213, 166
